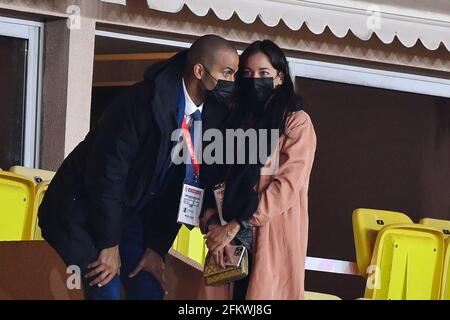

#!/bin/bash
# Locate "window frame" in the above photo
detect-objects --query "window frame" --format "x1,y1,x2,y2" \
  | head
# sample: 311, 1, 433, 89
0, 16, 43, 168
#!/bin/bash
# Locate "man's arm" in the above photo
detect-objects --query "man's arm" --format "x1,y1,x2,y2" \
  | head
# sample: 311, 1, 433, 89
84, 88, 145, 250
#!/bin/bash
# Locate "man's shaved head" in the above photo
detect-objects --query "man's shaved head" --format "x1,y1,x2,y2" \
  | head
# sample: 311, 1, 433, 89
183, 35, 239, 105
186, 35, 237, 71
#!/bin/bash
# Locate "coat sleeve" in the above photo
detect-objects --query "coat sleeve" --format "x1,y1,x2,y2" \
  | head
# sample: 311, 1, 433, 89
84, 88, 145, 250
250, 111, 317, 227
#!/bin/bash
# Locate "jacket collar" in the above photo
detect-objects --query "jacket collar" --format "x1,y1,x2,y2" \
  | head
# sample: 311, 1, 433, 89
145, 50, 188, 131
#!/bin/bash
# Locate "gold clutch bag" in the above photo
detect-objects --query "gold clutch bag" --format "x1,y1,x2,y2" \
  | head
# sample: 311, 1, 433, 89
203, 249, 249, 286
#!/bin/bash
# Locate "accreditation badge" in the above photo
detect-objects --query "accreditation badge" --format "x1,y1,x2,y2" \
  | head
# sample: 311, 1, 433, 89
177, 183, 204, 227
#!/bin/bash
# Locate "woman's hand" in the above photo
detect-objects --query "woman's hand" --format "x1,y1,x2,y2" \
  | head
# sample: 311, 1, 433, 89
205, 220, 240, 260
211, 244, 235, 268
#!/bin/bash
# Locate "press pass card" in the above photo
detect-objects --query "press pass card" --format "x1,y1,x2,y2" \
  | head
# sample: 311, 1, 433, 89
177, 183, 204, 227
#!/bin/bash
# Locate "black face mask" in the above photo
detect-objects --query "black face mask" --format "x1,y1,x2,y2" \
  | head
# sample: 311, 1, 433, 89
208, 79, 234, 105
203, 68, 234, 105
239, 77, 275, 110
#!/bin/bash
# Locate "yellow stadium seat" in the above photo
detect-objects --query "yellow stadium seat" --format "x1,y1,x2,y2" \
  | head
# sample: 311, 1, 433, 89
441, 238, 450, 300
364, 224, 444, 300
9, 165, 55, 184
173, 225, 208, 265
419, 218, 450, 239
0, 171, 35, 240
353, 208, 413, 277
30, 181, 49, 240
304, 291, 342, 300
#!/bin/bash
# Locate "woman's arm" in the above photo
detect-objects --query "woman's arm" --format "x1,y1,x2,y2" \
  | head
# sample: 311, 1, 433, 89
204, 220, 241, 268
251, 112, 317, 227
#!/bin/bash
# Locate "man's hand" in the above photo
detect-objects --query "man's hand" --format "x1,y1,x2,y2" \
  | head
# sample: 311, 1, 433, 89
85, 245, 121, 287
200, 208, 219, 234
129, 248, 166, 292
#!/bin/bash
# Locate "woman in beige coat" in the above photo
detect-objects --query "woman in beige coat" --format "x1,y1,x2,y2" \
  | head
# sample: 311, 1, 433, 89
200, 40, 317, 300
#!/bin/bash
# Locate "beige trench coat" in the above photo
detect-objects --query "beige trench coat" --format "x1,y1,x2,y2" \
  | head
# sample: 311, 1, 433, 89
198, 110, 317, 300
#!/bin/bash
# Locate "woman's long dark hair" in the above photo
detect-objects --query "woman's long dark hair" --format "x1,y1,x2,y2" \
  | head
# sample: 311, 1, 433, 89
230, 40, 300, 135
221, 41, 301, 225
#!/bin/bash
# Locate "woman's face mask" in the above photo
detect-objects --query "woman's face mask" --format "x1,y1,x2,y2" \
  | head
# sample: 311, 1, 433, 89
240, 76, 279, 107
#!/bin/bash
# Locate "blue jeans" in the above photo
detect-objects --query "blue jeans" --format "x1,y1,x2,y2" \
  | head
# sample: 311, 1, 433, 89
82, 211, 164, 300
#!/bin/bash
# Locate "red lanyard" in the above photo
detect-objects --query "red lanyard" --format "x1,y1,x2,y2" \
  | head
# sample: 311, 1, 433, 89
181, 116, 200, 176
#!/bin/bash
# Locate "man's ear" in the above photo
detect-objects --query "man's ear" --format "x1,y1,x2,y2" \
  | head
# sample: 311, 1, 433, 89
193, 63, 204, 80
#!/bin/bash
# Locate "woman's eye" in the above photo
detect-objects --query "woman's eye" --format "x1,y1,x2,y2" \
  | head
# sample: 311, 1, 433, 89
261, 71, 270, 76
242, 70, 252, 77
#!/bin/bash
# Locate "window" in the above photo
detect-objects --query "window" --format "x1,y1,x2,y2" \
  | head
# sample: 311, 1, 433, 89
0, 17, 42, 169
91, 30, 188, 128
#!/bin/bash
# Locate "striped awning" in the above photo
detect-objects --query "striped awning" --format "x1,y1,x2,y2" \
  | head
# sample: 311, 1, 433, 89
102, 0, 450, 51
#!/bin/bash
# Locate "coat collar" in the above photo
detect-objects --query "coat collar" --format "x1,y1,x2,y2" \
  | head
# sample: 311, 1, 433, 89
145, 50, 187, 131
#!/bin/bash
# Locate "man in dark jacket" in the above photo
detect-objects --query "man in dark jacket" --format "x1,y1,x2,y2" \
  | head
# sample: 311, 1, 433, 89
38, 35, 239, 300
